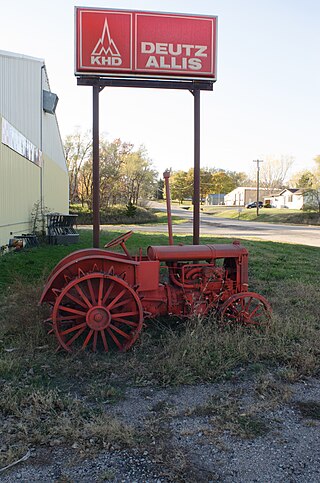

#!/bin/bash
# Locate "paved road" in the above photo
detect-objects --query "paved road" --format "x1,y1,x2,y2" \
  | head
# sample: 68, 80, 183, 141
99, 203, 320, 248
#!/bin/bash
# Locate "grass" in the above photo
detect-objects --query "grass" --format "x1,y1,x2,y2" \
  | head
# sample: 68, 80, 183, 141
0, 229, 320, 465
154, 200, 320, 224
1, 228, 319, 289
0, 383, 135, 464
149, 210, 189, 225
203, 207, 320, 225
186, 394, 270, 439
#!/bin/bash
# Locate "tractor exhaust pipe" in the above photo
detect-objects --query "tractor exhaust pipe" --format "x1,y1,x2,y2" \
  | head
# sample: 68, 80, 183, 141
163, 170, 174, 245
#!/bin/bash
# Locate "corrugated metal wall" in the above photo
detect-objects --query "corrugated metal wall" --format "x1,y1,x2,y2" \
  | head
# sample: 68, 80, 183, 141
0, 133, 41, 244
43, 153, 69, 214
42, 67, 68, 172
0, 51, 69, 246
0, 51, 41, 147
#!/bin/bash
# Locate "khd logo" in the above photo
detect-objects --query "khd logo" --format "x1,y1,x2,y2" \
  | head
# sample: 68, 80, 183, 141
91, 18, 122, 66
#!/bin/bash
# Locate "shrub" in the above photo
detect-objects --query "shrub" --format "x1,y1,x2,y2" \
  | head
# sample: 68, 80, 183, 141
69, 204, 157, 225
125, 201, 137, 218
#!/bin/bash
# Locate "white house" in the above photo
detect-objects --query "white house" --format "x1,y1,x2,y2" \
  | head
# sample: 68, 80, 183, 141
265, 189, 304, 209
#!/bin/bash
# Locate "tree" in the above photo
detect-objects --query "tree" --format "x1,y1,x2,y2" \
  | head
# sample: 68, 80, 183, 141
303, 189, 320, 213
211, 171, 237, 196
154, 178, 164, 200
121, 146, 158, 205
291, 156, 320, 213
64, 130, 157, 208
64, 129, 92, 204
78, 159, 92, 207
289, 170, 314, 189
227, 170, 255, 187
302, 155, 320, 212
259, 155, 294, 192
99, 138, 132, 207
313, 155, 320, 186
199, 168, 215, 202
185, 168, 215, 204
170, 170, 191, 203
298, 171, 315, 188
314, 155, 320, 171
170, 168, 246, 203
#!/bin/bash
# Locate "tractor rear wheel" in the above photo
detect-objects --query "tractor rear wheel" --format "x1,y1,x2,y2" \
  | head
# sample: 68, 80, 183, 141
51, 273, 143, 352
219, 292, 271, 328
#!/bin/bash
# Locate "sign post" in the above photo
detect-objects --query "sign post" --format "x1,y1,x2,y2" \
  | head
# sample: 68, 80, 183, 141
75, 7, 217, 246
92, 86, 100, 248
193, 89, 201, 245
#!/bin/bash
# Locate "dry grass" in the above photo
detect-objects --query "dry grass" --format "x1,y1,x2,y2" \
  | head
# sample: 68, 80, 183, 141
185, 392, 270, 439
128, 293, 320, 386
0, 383, 135, 465
0, 278, 50, 352
0, 263, 320, 467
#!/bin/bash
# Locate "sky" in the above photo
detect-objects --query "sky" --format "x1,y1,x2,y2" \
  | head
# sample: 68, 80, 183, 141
0, 0, 319, 178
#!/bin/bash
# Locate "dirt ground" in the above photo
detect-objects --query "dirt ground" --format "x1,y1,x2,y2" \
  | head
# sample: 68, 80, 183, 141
1, 372, 320, 483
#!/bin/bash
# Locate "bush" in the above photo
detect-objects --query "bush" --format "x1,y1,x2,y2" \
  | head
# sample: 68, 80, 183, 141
125, 201, 137, 218
69, 204, 157, 225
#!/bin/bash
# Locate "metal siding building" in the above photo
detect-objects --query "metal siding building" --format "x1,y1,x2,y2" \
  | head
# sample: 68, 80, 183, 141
0, 50, 68, 246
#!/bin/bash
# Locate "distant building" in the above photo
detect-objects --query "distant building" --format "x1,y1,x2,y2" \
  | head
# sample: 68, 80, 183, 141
224, 187, 271, 206
206, 193, 225, 205
0, 50, 69, 246
265, 188, 308, 209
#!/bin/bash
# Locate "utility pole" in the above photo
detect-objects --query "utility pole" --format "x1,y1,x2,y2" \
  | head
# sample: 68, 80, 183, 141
253, 160, 263, 216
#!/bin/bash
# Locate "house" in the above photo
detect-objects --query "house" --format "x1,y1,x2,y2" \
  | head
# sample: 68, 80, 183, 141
265, 189, 305, 209
224, 187, 271, 206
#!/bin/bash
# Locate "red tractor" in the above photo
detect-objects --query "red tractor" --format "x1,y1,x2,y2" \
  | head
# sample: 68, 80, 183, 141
40, 230, 271, 353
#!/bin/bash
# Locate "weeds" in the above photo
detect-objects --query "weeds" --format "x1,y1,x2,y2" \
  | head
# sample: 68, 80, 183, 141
0, 234, 320, 468
185, 393, 269, 439
0, 383, 135, 465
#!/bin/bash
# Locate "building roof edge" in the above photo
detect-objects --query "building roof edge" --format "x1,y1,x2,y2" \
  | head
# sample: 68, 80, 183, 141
0, 49, 44, 64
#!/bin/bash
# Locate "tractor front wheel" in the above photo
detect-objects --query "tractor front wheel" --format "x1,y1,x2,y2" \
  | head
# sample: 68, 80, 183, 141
51, 273, 143, 352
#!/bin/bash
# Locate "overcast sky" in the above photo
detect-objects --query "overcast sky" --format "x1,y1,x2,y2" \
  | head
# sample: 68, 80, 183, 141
0, 0, 319, 178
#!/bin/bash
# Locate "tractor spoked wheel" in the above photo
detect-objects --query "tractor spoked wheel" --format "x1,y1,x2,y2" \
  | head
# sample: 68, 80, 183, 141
51, 273, 143, 352
219, 292, 271, 328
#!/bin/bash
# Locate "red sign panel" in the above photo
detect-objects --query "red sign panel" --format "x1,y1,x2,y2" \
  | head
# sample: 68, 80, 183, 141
75, 8, 217, 80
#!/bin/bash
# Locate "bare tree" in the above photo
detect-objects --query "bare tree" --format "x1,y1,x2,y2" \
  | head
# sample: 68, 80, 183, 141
259, 155, 294, 192
99, 138, 133, 207
64, 128, 92, 204
121, 146, 157, 205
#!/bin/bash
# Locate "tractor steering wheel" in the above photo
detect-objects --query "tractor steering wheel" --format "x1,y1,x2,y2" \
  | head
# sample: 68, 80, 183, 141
104, 231, 133, 250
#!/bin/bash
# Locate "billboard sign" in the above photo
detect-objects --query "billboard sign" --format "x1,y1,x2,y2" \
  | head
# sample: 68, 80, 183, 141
75, 7, 217, 80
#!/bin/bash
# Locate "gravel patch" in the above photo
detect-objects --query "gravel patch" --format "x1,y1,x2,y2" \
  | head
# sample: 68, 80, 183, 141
1, 375, 319, 482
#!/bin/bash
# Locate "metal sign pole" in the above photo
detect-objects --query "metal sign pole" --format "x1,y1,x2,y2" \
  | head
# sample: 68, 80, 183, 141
163, 170, 174, 245
83, 79, 212, 249
193, 89, 200, 245
92, 85, 100, 248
